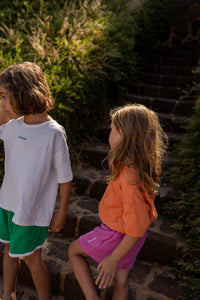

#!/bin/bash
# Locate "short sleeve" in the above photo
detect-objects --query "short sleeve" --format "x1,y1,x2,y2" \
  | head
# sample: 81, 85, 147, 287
53, 128, 73, 183
0, 123, 7, 141
120, 170, 153, 237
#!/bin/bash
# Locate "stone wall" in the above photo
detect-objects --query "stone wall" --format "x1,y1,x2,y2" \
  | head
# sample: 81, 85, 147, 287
161, 0, 200, 48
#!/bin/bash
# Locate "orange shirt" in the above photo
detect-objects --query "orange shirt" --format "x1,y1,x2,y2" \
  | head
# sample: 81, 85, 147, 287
98, 166, 158, 237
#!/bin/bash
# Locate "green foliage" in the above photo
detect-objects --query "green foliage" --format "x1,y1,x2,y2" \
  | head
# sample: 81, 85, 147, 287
1, 1, 199, 296
133, 0, 174, 59
164, 97, 200, 298
0, 0, 137, 145
180, 70, 200, 101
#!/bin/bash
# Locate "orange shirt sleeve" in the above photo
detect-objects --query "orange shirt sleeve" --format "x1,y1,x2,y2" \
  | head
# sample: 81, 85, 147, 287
120, 168, 157, 237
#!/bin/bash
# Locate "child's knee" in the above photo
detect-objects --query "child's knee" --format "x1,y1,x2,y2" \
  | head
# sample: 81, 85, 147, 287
114, 270, 129, 289
4, 243, 10, 253
68, 239, 84, 258
68, 240, 77, 257
24, 248, 42, 268
115, 278, 129, 290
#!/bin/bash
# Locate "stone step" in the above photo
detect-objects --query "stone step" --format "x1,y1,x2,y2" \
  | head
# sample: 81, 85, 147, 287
158, 56, 198, 66
158, 113, 187, 133
0, 238, 84, 300
138, 72, 197, 88
143, 55, 199, 67
95, 124, 184, 148
0, 237, 186, 300
94, 126, 110, 144
73, 168, 108, 201
73, 167, 177, 217
156, 45, 200, 59
81, 143, 109, 167
73, 168, 175, 210
125, 94, 195, 116
142, 63, 195, 76
80, 141, 177, 167
0, 275, 65, 300
129, 83, 185, 100
149, 47, 200, 65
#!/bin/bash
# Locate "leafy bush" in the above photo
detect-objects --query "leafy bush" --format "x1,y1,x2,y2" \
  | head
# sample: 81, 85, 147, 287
164, 96, 200, 298
0, 0, 137, 145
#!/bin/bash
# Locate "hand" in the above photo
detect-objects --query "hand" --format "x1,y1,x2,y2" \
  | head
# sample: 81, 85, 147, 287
95, 255, 118, 289
48, 211, 66, 232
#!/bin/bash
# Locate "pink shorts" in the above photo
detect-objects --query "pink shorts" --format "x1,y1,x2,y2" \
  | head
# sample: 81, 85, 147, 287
79, 223, 146, 272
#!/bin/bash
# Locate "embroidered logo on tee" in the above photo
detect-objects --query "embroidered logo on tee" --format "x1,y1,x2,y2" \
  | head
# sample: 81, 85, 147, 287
18, 136, 27, 141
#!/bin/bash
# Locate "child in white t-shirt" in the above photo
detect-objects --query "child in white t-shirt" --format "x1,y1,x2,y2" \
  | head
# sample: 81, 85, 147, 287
0, 62, 73, 300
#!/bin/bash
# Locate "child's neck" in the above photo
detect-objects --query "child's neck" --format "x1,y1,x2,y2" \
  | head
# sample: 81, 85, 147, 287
24, 113, 52, 125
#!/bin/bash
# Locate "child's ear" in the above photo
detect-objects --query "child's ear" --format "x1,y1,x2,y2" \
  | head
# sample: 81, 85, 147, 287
119, 127, 123, 135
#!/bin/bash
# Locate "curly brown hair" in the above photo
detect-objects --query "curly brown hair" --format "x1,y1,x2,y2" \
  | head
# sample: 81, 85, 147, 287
107, 103, 168, 195
0, 61, 54, 115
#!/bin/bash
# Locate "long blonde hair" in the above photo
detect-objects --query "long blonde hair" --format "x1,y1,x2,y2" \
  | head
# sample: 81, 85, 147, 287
107, 103, 168, 194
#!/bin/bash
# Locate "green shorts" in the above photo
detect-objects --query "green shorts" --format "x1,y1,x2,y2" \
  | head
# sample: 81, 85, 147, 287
0, 207, 48, 257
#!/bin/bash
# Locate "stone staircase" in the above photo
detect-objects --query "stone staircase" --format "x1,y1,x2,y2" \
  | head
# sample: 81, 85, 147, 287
0, 46, 199, 299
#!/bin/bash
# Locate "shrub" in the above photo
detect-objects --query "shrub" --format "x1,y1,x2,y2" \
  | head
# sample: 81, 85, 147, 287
164, 95, 200, 298
0, 0, 137, 145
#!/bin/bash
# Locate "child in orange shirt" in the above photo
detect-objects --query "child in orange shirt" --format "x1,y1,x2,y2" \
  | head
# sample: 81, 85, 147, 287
68, 104, 168, 300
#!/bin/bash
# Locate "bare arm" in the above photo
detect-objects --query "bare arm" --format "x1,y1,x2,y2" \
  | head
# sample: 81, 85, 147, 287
95, 234, 139, 289
49, 181, 72, 232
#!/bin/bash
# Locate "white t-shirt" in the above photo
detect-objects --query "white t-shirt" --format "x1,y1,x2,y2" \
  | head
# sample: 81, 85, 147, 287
0, 117, 73, 226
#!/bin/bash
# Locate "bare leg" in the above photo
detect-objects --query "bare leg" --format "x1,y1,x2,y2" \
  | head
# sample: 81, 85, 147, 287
68, 240, 100, 300
3, 243, 20, 300
112, 269, 130, 300
24, 248, 51, 300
